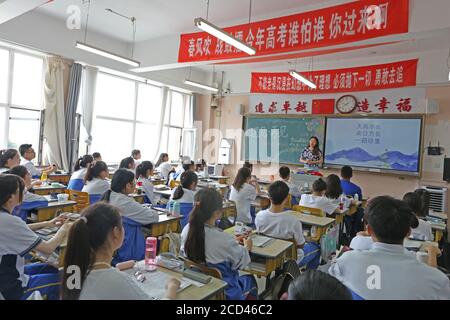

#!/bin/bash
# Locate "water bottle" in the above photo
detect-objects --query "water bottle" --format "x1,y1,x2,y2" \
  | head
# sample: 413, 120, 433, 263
354, 193, 359, 202
145, 237, 157, 271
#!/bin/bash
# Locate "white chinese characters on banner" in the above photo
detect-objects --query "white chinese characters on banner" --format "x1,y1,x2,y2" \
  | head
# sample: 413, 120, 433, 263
249, 88, 427, 115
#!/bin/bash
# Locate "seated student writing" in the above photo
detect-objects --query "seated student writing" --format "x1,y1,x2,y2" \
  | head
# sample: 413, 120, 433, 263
278, 166, 301, 200
62, 203, 179, 300
0, 174, 70, 300
155, 153, 174, 180
340, 166, 362, 200
69, 155, 94, 191
131, 149, 141, 167
19, 144, 55, 178
329, 196, 450, 299
92, 152, 102, 162
119, 157, 136, 173
0, 149, 21, 174
403, 192, 433, 241
181, 188, 258, 300
300, 178, 341, 216
283, 270, 352, 300
230, 167, 260, 225
136, 161, 156, 205
167, 171, 198, 227
255, 181, 306, 263
82, 161, 110, 201
102, 169, 159, 225
9, 165, 48, 206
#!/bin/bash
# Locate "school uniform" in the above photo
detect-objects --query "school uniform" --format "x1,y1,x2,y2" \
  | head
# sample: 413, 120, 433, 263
68, 168, 87, 191
181, 224, 257, 300
349, 235, 374, 251
108, 191, 159, 225
169, 187, 195, 203
175, 168, 185, 181
300, 194, 339, 215
157, 162, 172, 180
20, 159, 41, 178
411, 219, 433, 241
137, 177, 155, 204
255, 209, 305, 261
79, 268, 150, 300
82, 178, 110, 195
341, 179, 363, 200
0, 210, 59, 300
329, 242, 450, 299
281, 178, 302, 199
229, 183, 257, 225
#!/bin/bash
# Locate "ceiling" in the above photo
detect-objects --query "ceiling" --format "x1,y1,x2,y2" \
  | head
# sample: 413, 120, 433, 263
38, 0, 340, 42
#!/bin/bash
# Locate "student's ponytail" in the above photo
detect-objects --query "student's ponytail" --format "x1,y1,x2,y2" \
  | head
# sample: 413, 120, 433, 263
184, 189, 223, 263
62, 203, 122, 300
101, 169, 135, 202
173, 171, 198, 200
136, 161, 153, 179
75, 155, 94, 171
84, 161, 108, 183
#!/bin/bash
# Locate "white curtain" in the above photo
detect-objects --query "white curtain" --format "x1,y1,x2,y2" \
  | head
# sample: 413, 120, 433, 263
81, 65, 98, 154
152, 86, 169, 162
43, 57, 71, 171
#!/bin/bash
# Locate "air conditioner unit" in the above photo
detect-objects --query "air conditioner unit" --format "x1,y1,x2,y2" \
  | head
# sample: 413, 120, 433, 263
421, 186, 448, 213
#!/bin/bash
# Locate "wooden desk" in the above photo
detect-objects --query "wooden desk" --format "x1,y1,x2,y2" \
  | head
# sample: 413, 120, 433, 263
404, 239, 439, 252
431, 223, 446, 242
48, 174, 71, 184
124, 263, 227, 300
145, 214, 182, 237
287, 211, 335, 242
33, 201, 77, 222
151, 178, 166, 186
154, 188, 173, 198
209, 176, 230, 184
33, 184, 67, 196
130, 193, 145, 204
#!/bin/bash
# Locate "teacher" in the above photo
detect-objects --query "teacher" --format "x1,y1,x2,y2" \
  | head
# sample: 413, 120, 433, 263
299, 136, 323, 169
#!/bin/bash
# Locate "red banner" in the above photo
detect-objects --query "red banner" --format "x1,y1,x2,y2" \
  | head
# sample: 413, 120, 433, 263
178, 0, 409, 63
251, 59, 418, 94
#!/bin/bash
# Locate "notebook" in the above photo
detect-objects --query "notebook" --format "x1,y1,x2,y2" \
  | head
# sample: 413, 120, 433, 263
251, 235, 274, 247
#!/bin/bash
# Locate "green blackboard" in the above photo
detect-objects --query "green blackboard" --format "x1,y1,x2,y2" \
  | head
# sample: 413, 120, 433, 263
244, 116, 325, 165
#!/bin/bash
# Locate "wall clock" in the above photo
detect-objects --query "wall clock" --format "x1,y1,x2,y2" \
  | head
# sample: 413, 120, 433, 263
336, 95, 358, 114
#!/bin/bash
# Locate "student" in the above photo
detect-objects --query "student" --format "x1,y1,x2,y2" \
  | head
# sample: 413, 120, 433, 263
136, 161, 156, 204
102, 169, 159, 225
278, 166, 301, 199
69, 155, 94, 191
19, 144, 55, 178
155, 153, 174, 180
403, 192, 433, 241
131, 149, 141, 167
92, 152, 102, 162
181, 188, 257, 300
255, 181, 305, 262
62, 202, 179, 300
415, 188, 430, 217
285, 270, 352, 300
170, 171, 198, 204
230, 167, 260, 225
82, 161, 110, 197
175, 160, 195, 181
119, 157, 136, 173
300, 178, 340, 215
9, 165, 48, 204
195, 159, 207, 174
243, 161, 254, 178
0, 149, 20, 173
329, 196, 450, 299
340, 166, 362, 200
0, 174, 70, 300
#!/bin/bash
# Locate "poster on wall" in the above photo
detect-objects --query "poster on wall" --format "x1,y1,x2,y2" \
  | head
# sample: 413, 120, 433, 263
249, 87, 427, 115
251, 59, 418, 94
178, 0, 409, 62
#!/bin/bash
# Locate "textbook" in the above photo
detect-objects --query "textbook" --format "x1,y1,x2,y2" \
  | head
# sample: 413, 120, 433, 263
251, 235, 274, 248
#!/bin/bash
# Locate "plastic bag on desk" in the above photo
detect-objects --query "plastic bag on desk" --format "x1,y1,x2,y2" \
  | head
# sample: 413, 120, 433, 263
320, 226, 339, 262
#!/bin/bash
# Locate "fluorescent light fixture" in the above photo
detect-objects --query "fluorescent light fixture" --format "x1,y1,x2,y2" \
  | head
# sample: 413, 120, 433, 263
195, 18, 256, 56
289, 70, 317, 89
75, 42, 141, 67
184, 79, 219, 92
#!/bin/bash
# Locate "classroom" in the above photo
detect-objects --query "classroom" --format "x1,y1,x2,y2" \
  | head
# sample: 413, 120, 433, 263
0, 0, 450, 303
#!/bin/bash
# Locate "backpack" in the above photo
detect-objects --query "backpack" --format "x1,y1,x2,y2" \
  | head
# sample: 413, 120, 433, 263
271, 260, 301, 300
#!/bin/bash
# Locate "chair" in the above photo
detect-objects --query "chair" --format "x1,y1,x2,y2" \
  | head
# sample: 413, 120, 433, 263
64, 190, 90, 213
89, 194, 102, 205
13, 200, 48, 222
292, 205, 325, 217
181, 258, 225, 300
67, 179, 84, 191
166, 201, 194, 229
169, 180, 181, 189
112, 216, 145, 266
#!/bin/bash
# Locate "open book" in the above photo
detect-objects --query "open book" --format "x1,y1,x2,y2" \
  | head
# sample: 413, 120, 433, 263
250, 235, 274, 247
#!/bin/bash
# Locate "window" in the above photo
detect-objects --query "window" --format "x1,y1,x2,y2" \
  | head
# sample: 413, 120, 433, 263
0, 48, 44, 155
163, 91, 195, 161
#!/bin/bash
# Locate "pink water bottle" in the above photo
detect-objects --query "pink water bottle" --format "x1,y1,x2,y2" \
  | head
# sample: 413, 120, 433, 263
145, 237, 157, 271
